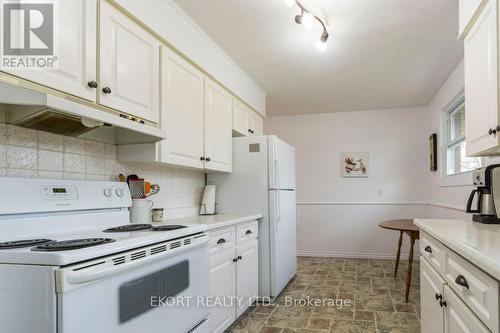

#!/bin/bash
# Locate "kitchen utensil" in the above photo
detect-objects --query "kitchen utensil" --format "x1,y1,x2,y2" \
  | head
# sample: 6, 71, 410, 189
199, 182, 216, 215
149, 184, 160, 196
129, 179, 146, 199
152, 208, 164, 222
145, 182, 152, 195
129, 198, 153, 223
126, 174, 139, 185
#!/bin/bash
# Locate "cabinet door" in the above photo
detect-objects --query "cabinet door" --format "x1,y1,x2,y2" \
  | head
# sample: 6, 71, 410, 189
209, 247, 237, 333
248, 111, 263, 136
205, 78, 233, 172
252, 112, 263, 136
232, 99, 249, 136
160, 47, 205, 169
465, 0, 499, 156
443, 285, 490, 333
421, 258, 445, 333
99, 1, 160, 123
4, 0, 97, 101
236, 239, 259, 317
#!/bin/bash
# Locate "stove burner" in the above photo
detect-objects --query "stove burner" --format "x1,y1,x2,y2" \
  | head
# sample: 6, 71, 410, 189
0, 239, 54, 250
151, 225, 188, 231
31, 238, 115, 252
103, 224, 152, 233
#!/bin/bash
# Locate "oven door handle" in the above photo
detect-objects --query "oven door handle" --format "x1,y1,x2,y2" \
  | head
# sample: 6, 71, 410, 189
59, 239, 208, 290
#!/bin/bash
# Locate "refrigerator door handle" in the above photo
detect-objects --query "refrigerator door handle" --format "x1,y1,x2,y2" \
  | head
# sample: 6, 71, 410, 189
275, 158, 281, 190
276, 191, 281, 233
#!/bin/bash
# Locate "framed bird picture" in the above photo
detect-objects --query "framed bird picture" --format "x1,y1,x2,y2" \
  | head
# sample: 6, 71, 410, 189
429, 133, 437, 171
342, 152, 369, 177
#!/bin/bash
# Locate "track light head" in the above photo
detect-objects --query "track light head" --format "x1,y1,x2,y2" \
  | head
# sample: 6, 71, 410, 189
294, 14, 302, 24
320, 31, 329, 43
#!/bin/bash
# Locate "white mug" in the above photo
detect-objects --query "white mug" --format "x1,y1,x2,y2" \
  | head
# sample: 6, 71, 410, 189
130, 199, 153, 224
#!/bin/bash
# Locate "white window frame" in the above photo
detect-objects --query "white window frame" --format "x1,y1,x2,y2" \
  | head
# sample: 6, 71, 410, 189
440, 92, 482, 187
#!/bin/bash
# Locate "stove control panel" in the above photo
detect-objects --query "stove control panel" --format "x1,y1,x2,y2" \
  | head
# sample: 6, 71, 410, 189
40, 186, 79, 200
0, 177, 132, 215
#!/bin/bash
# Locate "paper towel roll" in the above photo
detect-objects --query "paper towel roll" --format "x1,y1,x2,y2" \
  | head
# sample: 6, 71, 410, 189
200, 184, 216, 215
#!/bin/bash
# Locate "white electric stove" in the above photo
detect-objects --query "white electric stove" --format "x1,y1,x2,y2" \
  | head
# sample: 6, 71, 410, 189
0, 177, 210, 333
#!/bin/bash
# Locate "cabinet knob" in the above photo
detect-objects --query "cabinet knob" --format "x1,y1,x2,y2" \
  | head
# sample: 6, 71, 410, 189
102, 87, 112, 94
435, 293, 442, 301
217, 238, 225, 245
455, 275, 469, 289
496, 125, 500, 133
206, 157, 211, 162
424, 245, 432, 253
489, 128, 497, 135
200, 156, 205, 161
248, 129, 252, 133
439, 300, 447, 307
245, 230, 253, 235
87, 81, 98, 88
233, 258, 238, 263
237, 255, 242, 260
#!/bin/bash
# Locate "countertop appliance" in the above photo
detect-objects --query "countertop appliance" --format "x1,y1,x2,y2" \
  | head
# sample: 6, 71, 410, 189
467, 164, 500, 224
208, 135, 297, 298
0, 177, 209, 333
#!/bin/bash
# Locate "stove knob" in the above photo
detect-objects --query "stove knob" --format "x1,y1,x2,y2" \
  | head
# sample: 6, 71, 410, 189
103, 188, 113, 198
116, 188, 125, 198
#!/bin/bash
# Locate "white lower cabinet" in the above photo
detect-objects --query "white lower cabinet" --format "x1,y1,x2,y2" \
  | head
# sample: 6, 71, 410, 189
420, 231, 494, 333
209, 247, 237, 333
236, 238, 259, 317
208, 221, 259, 333
421, 259, 444, 333
443, 285, 490, 333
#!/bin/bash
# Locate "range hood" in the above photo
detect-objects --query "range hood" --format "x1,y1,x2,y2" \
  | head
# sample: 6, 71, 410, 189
0, 82, 166, 144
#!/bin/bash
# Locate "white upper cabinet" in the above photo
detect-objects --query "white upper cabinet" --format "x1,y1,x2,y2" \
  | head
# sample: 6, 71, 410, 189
232, 98, 249, 136
99, 0, 160, 123
459, 0, 487, 38
160, 47, 205, 169
205, 78, 233, 172
248, 110, 263, 136
464, 0, 499, 156
4, 0, 97, 101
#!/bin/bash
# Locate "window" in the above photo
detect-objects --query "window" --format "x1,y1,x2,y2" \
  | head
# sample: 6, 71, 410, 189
443, 96, 481, 176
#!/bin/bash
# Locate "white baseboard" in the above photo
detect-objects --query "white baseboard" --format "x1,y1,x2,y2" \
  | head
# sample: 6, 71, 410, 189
297, 251, 420, 261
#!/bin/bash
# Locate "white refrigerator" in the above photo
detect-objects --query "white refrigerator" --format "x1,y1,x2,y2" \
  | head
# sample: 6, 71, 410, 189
208, 135, 297, 298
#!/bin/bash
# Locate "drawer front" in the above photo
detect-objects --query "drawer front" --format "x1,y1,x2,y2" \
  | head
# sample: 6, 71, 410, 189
236, 221, 258, 245
209, 227, 236, 255
444, 284, 491, 333
420, 232, 446, 275
444, 247, 498, 333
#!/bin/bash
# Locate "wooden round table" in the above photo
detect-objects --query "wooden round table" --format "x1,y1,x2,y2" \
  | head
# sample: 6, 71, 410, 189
379, 219, 420, 303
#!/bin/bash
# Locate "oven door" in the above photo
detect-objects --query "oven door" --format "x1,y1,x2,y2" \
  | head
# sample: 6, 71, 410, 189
56, 235, 209, 333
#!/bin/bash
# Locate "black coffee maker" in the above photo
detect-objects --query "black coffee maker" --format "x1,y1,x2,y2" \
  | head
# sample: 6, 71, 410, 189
466, 164, 500, 224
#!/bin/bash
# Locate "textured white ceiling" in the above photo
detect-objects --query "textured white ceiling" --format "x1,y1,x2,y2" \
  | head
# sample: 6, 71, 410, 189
175, 0, 463, 116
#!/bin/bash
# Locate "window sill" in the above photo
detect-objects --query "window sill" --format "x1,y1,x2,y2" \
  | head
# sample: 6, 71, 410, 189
439, 171, 474, 187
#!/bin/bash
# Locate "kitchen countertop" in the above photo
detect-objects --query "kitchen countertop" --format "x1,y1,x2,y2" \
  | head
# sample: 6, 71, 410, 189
158, 214, 262, 231
415, 218, 500, 280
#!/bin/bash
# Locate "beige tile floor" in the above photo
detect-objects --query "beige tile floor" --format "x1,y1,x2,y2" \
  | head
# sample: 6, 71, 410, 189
226, 257, 420, 333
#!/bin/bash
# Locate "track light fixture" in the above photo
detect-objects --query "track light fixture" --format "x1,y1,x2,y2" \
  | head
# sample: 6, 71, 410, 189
285, 0, 330, 51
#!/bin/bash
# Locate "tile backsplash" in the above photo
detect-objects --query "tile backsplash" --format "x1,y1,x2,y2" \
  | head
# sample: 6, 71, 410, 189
0, 124, 205, 218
